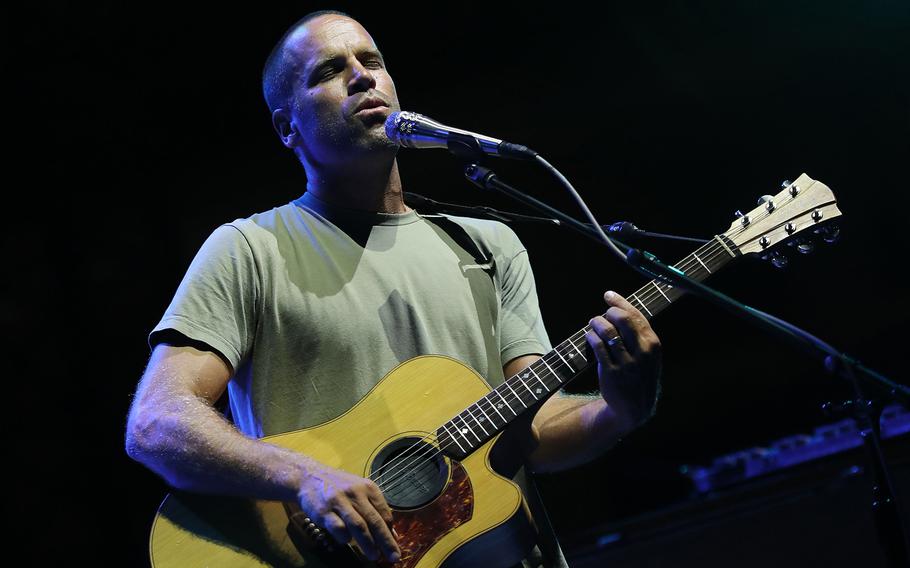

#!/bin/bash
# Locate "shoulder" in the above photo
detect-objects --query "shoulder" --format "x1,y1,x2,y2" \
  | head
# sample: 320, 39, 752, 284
218, 201, 306, 250
428, 213, 527, 259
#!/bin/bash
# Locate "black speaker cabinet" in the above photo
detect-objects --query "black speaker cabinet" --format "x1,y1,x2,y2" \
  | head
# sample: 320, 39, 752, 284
566, 438, 910, 567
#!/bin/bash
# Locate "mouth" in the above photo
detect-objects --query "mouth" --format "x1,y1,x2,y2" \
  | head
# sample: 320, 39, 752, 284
355, 106, 390, 120
354, 97, 390, 115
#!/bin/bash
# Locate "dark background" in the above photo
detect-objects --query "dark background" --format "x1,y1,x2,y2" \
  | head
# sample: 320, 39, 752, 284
7, 1, 909, 564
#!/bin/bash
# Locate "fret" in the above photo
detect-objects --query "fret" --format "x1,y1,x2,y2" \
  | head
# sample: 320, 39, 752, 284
692, 253, 711, 273
454, 413, 480, 443
518, 376, 539, 400
651, 280, 671, 302
527, 366, 548, 390
536, 359, 560, 385
505, 379, 528, 408
554, 346, 577, 373
486, 394, 507, 422
468, 407, 490, 436
474, 403, 495, 432
568, 338, 587, 361
630, 292, 654, 317
441, 421, 466, 454
495, 388, 518, 416
528, 361, 550, 394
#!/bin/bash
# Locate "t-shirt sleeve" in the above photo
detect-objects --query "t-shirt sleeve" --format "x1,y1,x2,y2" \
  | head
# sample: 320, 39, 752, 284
148, 223, 260, 371
498, 231, 552, 365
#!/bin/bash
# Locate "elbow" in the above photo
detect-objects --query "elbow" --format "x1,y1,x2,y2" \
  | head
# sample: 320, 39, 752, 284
125, 407, 153, 462
125, 407, 181, 486
125, 399, 167, 462
124, 406, 206, 493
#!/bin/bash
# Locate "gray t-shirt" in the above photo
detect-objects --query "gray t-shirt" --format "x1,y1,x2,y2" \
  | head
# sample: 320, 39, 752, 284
150, 191, 568, 567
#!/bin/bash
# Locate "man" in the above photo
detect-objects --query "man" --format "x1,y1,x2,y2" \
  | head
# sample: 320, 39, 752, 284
126, 10, 662, 568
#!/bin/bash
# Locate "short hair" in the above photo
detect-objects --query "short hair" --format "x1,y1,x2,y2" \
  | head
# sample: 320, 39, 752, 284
262, 10, 353, 113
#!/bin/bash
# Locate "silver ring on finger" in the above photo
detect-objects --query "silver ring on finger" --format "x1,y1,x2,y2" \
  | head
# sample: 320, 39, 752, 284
607, 335, 624, 347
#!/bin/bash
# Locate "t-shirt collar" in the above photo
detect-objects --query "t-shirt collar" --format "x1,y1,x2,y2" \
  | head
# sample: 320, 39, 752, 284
293, 191, 420, 227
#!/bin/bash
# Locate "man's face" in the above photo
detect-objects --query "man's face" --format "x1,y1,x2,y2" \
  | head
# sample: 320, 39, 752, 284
281, 15, 400, 167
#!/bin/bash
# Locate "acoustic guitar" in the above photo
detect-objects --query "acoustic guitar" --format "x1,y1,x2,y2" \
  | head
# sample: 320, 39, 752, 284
148, 173, 842, 567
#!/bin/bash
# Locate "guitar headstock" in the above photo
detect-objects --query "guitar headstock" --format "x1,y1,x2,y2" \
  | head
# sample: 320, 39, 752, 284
722, 173, 842, 265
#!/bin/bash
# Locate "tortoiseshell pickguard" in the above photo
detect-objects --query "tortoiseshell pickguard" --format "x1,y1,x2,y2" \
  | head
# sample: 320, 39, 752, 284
378, 460, 473, 568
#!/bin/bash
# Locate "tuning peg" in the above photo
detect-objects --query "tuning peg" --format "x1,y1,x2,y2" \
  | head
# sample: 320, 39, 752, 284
734, 210, 750, 226
781, 179, 800, 196
815, 224, 841, 244
757, 195, 775, 212
760, 250, 789, 268
787, 237, 815, 254
797, 240, 815, 254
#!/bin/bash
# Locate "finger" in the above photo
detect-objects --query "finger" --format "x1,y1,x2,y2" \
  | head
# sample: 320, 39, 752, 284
591, 316, 632, 365
602, 290, 639, 314
355, 492, 401, 561
319, 510, 352, 548
366, 485, 403, 556
603, 309, 641, 356
587, 318, 618, 368
366, 482, 395, 526
603, 291, 648, 330
606, 307, 661, 359
603, 293, 654, 356
334, 502, 380, 561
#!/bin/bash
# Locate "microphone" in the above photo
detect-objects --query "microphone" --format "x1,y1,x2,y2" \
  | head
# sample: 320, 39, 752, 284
384, 111, 537, 160
606, 221, 644, 238
607, 221, 710, 244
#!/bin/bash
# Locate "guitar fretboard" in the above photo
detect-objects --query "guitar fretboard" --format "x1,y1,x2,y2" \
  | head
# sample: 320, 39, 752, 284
436, 235, 740, 459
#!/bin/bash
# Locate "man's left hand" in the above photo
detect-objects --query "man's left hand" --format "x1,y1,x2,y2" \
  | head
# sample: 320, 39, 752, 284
585, 290, 662, 432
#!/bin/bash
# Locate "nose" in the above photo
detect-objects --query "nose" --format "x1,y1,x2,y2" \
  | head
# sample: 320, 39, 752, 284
347, 58, 376, 94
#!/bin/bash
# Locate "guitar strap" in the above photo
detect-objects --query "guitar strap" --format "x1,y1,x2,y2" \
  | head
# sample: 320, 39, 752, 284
420, 213, 569, 568
419, 213, 497, 282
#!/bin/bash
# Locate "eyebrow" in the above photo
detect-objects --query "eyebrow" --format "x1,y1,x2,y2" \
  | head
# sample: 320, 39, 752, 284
306, 49, 386, 81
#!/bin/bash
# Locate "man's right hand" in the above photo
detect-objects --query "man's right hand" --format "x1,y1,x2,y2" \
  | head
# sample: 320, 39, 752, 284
297, 462, 401, 563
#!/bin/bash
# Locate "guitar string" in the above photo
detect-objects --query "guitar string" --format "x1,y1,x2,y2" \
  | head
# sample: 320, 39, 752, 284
376, 199, 806, 494
370, 237, 739, 493
370, 240, 735, 494
372, 236, 745, 495
375, 245, 745, 500
371, 255, 718, 496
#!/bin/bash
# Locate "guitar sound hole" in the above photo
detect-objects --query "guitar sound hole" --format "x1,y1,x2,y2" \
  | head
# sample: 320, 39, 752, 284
370, 436, 450, 510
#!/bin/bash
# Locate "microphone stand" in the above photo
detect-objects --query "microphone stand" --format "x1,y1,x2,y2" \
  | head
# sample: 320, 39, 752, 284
405, 192, 712, 246
457, 158, 910, 567
403, 192, 560, 226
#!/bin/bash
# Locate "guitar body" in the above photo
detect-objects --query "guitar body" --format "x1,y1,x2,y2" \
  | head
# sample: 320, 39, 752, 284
149, 356, 537, 568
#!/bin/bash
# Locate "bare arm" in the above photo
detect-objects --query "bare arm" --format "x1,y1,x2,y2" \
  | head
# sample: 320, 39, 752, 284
125, 343, 401, 562
504, 355, 627, 474
505, 292, 661, 474
126, 343, 303, 498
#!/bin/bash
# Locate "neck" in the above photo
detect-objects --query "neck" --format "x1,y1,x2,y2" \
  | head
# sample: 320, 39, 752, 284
304, 158, 410, 214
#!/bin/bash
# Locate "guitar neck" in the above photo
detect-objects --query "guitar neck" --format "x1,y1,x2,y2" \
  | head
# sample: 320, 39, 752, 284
437, 235, 741, 460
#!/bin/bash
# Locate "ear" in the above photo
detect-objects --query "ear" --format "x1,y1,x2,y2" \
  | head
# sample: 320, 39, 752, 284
271, 108, 298, 149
